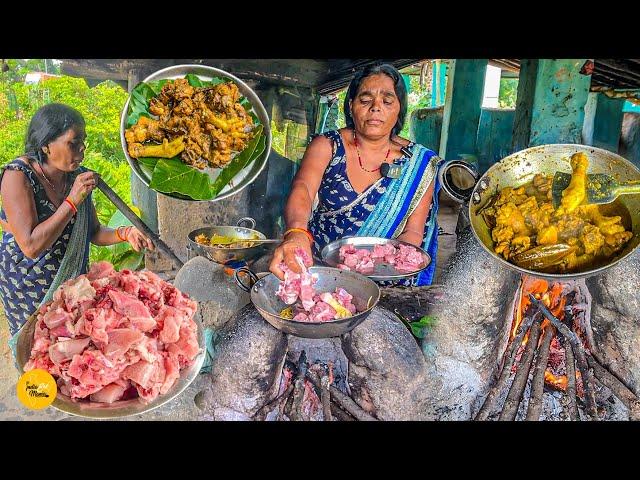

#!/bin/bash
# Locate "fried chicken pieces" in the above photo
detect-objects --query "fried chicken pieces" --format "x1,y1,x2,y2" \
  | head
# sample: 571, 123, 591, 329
484, 152, 633, 273
125, 78, 255, 169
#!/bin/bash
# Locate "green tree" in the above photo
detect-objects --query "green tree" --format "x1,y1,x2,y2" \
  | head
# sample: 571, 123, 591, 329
499, 78, 518, 109
0, 61, 138, 268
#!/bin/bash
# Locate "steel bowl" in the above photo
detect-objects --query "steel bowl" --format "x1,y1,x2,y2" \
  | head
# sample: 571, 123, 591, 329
15, 310, 205, 419
234, 266, 380, 339
320, 236, 431, 281
119, 64, 272, 202
468, 144, 640, 280
187, 217, 272, 264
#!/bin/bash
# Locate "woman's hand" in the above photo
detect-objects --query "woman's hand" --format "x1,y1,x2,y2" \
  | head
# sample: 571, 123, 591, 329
269, 231, 313, 280
68, 171, 98, 206
125, 227, 155, 252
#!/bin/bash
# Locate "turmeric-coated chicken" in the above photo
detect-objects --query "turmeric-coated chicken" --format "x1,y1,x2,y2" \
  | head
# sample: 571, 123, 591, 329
484, 152, 633, 273
127, 136, 185, 159
555, 152, 589, 215
124, 78, 255, 169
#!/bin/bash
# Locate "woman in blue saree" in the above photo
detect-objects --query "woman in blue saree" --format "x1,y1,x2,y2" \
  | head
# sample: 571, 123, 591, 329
0, 103, 154, 340
270, 64, 441, 286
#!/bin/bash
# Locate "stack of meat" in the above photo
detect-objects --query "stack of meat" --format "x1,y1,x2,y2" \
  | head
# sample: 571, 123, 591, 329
338, 242, 424, 273
275, 249, 359, 322
24, 262, 200, 404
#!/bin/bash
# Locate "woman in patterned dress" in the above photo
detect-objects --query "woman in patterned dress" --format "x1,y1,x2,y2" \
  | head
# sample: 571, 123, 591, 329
269, 64, 442, 286
0, 103, 154, 336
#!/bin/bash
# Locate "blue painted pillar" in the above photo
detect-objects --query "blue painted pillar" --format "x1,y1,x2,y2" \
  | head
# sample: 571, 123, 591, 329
476, 108, 515, 173
439, 59, 487, 161
582, 92, 625, 152
410, 106, 444, 152
431, 60, 448, 107
512, 59, 592, 150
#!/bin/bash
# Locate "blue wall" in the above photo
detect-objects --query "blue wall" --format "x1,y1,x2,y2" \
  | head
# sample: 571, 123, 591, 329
411, 106, 515, 173
476, 108, 516, 173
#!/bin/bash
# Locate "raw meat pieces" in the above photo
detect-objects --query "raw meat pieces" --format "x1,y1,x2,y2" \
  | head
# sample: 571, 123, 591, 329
275, 249, 360, 322
337, 242, 424, 273
24, 261, 200, 404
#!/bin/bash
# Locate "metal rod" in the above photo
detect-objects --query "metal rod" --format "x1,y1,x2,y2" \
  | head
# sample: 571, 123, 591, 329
96, 177, 184, 269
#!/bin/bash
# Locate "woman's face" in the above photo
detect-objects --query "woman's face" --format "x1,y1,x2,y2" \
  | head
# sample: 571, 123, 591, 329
44, 126, 86, 172
350, 73, 400, 139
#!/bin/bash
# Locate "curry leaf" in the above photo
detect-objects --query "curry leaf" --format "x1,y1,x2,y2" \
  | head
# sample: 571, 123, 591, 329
149, 157, 215, 200
209, 125, 265, 197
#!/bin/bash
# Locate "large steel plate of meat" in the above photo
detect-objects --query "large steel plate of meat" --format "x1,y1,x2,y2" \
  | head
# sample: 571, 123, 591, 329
320, 236, 431, 281
15, 311, 206, 419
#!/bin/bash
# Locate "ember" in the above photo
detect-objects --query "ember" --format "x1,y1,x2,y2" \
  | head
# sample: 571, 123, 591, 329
476, 275, 640, 421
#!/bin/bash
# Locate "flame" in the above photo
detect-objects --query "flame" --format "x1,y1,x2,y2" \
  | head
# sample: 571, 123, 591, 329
512, 277, 548, 340
511, 276, 575, 391
544, 371, 568, 391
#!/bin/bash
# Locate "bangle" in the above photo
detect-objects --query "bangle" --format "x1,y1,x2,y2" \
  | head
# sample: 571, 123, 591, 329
115, 226, 127, 242
64, 197, 77, 215
284, 227, 314, 244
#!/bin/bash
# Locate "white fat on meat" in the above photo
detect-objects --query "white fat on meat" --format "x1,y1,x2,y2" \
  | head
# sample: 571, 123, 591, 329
54, 276, 96, 311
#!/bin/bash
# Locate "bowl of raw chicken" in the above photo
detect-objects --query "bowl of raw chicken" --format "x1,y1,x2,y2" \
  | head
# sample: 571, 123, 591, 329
15, 262, 205, 418
120, 64, 271, 202
235, 250, 380, 338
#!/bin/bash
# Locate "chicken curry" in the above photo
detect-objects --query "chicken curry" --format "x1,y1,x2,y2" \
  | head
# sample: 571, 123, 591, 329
482, 152, 633, 273
125, 78, 256, 169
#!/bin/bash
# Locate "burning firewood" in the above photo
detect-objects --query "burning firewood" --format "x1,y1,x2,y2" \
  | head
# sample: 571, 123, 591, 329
526, 325, 556, 421
475, 313, 538, 421
253, 383, 295, 421
590, 349, 638, 397
499, 315, 543, 421
330, 402, 356, 421
562, 337, 579, 421
306, 369, 377, 421
529, 294, 599, 420
587, 354, 640, 421
320, 375, 332, 421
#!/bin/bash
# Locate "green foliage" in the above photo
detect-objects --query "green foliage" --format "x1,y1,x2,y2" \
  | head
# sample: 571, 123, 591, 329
409, 315, 437, 339
0, 61, 138, 268
270, 119, 287, 156
499, 78, 518, 109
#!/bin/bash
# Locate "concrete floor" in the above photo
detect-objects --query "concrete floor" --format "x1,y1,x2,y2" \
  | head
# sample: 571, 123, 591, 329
0, 192, 462, 420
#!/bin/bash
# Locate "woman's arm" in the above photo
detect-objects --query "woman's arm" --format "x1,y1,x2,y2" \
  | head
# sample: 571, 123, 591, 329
269, 135, 334, 278
89, 204, 154, 252
284, 135, 334, 229
1, 170, 75, 259
397, 181, 435, 246
89, 202, 119, 246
